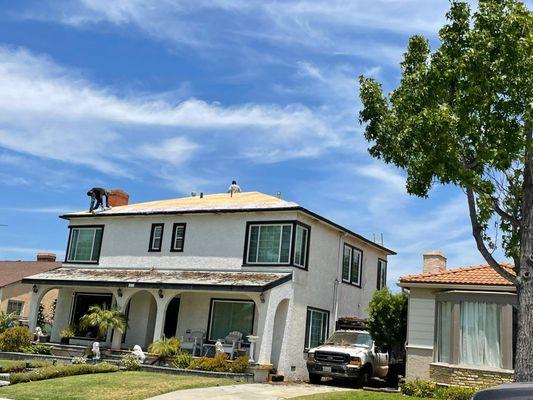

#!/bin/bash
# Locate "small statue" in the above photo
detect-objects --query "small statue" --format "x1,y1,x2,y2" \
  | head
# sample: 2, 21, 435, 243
132, 345, 145, 363
34, 327, 44, 340
92, 342, 100, 360
215, 339, 224, 355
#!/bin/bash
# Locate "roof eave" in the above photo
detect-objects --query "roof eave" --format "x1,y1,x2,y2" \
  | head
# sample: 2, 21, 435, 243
397, 281, 516, 291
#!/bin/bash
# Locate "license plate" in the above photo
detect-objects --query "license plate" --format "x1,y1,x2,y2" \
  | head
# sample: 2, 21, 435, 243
322, 366, 332, 373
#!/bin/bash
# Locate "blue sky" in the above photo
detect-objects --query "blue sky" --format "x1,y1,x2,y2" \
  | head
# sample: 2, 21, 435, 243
0, 0, 499, 285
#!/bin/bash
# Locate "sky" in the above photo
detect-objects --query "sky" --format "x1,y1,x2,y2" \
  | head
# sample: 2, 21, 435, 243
0, 0, 504, 287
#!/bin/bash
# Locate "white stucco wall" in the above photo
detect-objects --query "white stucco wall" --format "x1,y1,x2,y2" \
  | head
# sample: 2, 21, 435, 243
123, 290, 157, 348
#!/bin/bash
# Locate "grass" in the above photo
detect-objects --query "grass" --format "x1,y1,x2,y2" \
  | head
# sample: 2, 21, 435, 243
291, 391, 427, 400
0, 371, 237, 400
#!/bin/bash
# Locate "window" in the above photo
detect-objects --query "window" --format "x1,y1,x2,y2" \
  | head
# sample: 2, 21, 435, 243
305, 307, 329, 349
7, 300, 24, 316
461, 301, 501, 368
208, 299, 255, 343
294, 225, 309, 268
246, 223, 293, 264
149, 223, 164, 252
170, 223, 186, 252
66, 226, 104, 263
377, 259, 387, 289
342, 244, 363, 286
70, 293, 113, 339
436, 301, 453, 363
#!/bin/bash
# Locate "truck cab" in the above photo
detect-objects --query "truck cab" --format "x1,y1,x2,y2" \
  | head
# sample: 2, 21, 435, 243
306, 330, 388, 386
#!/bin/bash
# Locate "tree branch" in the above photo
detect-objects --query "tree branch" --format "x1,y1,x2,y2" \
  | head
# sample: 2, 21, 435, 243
466, 186, 519, 286
471, 186, 521, 229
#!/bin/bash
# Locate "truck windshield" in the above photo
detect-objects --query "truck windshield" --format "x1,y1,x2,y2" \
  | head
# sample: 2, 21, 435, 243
325, 332, 373, 347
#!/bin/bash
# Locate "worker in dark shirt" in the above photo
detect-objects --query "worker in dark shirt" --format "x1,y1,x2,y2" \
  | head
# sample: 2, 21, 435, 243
87, 187, 109, 212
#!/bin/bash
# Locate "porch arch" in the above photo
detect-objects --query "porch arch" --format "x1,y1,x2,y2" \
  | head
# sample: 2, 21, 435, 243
270, 298, 289, 371
122, 290, 158, 349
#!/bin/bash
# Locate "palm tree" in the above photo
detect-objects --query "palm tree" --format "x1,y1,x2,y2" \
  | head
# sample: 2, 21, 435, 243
79, 305, 127, 341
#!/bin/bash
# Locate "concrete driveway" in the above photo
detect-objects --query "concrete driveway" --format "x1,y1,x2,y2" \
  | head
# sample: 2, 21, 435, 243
146, 382, 354, 400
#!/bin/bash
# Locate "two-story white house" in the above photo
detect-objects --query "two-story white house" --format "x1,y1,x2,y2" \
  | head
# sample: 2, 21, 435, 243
24, 190, 394, 380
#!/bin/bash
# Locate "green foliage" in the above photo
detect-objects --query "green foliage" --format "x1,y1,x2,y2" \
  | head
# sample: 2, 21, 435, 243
60, 325, 76, 338
172, 352, 193, 369
188, 354, 249, 373
71, 356, 87, 365
37, 304, 47, 328
358, 0, 532, 263
0, 312, 17, 334
9, 362, 118, 384
367, 288, 407, 350
0, 360, 52, 373
148, 337, 182, 358
399, 378, 438, 398
20, 343, 52, 355
119, 354, 141, 371
436, 385, 477, 400
0, 326, 33, 352
79, 305, 127, 340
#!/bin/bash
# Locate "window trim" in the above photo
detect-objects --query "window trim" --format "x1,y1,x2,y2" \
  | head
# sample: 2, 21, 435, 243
341, 243, 363, 287
69, 292, 113, 341
294, 224, 310, 269
64, 225, 105, 264
170, 223, 187, 252
377, 258, 387, 289
148, 223, 165, 252
206, 298, 256, 344
304, 306, 330, 350
242, 220, 311, 269
7, 300, 24, 316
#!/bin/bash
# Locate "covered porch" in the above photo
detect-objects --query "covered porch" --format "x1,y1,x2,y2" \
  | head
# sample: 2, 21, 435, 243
23, 267, 293, 367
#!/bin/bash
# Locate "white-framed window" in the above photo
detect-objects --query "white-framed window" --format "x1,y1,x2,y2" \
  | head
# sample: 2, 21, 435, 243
436, 301, 453, 363
6, 300, 24, 316
208, 299, 255, 342
246, 223, 293, 264
294, 225, 309, 268
342, 244, 362, 286
149, 223, 164, 252
305, 307, 329, 349
377, 259, 387, 289
170, 223, 186, 252
67, 226, 104, 263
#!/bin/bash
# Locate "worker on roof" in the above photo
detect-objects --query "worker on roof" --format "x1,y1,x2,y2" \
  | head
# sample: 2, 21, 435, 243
227, 180, 241, 196
87, 187, 110, 212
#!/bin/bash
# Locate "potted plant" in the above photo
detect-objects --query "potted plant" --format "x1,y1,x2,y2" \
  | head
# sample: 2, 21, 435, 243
60, 326, 75, 345
148, 337, 182, 365
79, 305, 127, 343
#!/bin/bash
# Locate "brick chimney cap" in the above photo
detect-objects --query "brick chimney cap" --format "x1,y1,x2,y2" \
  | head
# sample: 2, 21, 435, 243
36, 253, 57, 262
423, 250, 447, 258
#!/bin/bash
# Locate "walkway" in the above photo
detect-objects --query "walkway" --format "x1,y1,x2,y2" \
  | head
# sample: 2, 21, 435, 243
147, 382, 354, 400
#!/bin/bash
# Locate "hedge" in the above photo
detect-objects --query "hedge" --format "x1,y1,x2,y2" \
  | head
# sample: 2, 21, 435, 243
10, 362, 118, 384
0, 360, 52, 373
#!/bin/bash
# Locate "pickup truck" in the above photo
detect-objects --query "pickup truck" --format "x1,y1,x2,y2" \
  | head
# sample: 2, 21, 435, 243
306, 329, 388, 386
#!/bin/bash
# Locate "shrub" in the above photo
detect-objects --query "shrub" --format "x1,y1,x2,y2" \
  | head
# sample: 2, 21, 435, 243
10, 362, 118, 384
189, 353, 230, 372
148, 337, 182, 358
119, 354, 141, 371
0, 326, 33, 352
0, 360, 52, 373
60, 325, 76, 338
400, 377, 438, 398
230, 356, 249, 373
71, 356, 87, 365
20, 343, 52, 355
173, 352, 193, 369
436, 386, 477, 400
0, 312, 17, 334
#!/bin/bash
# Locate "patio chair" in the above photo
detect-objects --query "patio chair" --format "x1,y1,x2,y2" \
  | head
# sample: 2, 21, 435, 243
180, 330, 205, 356
221, 331, 243, 360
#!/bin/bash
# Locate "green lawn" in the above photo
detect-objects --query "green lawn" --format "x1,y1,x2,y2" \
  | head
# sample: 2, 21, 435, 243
291, 391, 426, 400
0, 371, 237, 400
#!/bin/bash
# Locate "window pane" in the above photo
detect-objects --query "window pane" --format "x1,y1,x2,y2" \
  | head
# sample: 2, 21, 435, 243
257, 225, 281, 262
209, 301, 254, 342
74, 229, 95, 261
280, 225, 292, 263
294, 226, 308, 267
91, 228, 103, 261
342, 245, 351, 281
461, 302, 501, 368
437, 301, 452, 363
173, 225, 185, 250
68, 229, 79, 260
247, 226, 259, 263
351, 249, 361, 284
307, 309, 328, 348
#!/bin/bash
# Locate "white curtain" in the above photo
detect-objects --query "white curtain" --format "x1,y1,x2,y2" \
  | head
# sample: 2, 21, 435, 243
437, 301, 452, 363
461, 301, 501, 368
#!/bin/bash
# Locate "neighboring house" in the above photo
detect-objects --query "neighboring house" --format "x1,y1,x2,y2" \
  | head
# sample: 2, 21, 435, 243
24, 189, 394, 380
399, 251, 515, 388
0, 254, 60, 322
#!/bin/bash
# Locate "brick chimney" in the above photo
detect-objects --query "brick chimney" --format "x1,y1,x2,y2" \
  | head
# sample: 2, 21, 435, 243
423, 250, 447, 273
107, 189, 129, 207
36, 253, 56, 262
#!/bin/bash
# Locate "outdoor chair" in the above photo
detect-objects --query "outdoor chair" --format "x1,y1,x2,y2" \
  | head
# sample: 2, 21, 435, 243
180, 329, 206, 356
221, 331, 243, 359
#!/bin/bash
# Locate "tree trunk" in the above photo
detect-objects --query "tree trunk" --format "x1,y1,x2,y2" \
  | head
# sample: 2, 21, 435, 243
515, 125, 533, 382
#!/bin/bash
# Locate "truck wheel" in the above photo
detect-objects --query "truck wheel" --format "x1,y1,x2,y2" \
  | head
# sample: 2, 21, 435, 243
309, 374, 322, 384
356, 369, 370, 388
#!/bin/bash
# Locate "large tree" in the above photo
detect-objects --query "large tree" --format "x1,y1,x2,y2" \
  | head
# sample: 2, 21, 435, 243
358, 0, 532, 380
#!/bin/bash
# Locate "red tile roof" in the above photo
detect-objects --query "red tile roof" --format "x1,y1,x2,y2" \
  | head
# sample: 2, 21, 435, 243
0, 261, 61, 288
399, 263, 515, 286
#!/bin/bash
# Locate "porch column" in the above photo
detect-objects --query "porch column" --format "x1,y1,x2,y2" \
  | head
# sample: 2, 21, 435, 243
111, 289, 131, 350
28, 286, 48, 332
256, 294, 276, 365
152, 291, 173, 343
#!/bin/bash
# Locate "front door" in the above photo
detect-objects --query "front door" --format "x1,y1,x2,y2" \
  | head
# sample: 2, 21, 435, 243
164, 297, 180, 338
